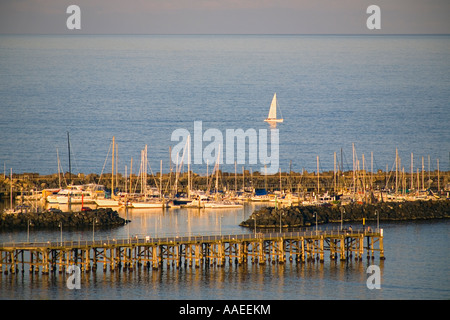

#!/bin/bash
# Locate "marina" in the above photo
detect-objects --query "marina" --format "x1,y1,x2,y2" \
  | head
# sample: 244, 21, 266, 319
1, 163, 448, 211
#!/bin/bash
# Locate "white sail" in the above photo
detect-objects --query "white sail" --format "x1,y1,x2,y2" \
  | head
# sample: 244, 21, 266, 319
267, 93, 277, 119
264, 93, 283, 123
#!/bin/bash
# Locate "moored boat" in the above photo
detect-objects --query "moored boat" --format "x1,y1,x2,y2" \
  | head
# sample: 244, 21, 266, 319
130, 198, 169, 208
95, 198, 121, 207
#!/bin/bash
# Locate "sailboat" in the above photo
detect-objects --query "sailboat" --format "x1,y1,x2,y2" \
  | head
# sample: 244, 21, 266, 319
95, 136, 121, 207
128, 145, 170, 209
184, 145, 243, 209
264, 93, 283, 123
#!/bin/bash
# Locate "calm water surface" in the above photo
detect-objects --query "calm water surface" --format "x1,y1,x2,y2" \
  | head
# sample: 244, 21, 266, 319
0, 35, 449, 300
0, 35, 449, 174
0, 202, 449, 300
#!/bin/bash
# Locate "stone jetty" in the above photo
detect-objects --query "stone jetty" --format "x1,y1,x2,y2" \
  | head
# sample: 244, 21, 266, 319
240, 200, 450, 229
0, 208, 129, 230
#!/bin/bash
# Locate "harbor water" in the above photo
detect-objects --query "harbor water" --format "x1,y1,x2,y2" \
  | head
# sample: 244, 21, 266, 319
0, 202, 449, 300
0, 35, 449, 300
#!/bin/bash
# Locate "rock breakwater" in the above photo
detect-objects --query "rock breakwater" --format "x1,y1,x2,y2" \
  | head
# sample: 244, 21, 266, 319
0, 208, 129, 231
240, 200, 450, 229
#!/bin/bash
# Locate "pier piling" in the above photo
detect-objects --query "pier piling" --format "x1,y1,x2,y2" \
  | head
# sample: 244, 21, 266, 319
0, 229, 384, 276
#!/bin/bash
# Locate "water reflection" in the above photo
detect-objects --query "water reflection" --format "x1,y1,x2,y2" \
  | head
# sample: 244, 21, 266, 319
0, 244, 386, 300
1, 199, 448, 299
0, 201, 264, 243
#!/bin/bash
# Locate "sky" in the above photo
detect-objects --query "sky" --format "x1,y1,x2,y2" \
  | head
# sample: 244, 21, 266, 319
0, 0, 449, 34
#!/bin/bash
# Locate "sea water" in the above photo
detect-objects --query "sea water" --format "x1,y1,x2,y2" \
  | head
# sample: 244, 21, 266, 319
0, 35, 449, 300
0, 35, 449, 175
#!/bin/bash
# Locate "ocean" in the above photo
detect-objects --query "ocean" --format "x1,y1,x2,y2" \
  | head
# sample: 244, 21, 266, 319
0, 35, 449, 301
0, 35, 449, 175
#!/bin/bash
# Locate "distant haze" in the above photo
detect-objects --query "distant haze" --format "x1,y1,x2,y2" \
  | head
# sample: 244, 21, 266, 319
0, 0, 449, 34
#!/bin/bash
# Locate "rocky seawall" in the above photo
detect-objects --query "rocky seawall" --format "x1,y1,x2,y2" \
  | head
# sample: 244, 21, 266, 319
240, 200, 450, 229
0, 208, 129, 231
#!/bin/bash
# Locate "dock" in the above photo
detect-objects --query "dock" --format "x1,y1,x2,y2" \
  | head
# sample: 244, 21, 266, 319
0, 228, 384, 275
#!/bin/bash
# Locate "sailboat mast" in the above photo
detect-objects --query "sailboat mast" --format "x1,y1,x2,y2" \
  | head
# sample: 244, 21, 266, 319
67, 132, 71, 184
160, 160, 163, 199
175, 152, 179, 195
279, 167, 282, 194
340, 147, 343, 191
437, 158, 440, 195
371, 151, 374, 190
334, 152, 337, 194
362, 154, 366, 198
242, 166, 245, 192
130, 157, 133, 193
187, 136, 191, 199
317, 156, 320, 194
57, 148, 61, 189
411, 153, 414, 191
10, 168, 13, 210
116, 142, 119, 191
395, 148, 398, 194
215, 144, 220, 193
352, 143, 355, 195
235, 161, 237, 193
169, 147, 172, 197
125, 165, 127, 194
111, 136, 115, 198
144, 145, 148, 194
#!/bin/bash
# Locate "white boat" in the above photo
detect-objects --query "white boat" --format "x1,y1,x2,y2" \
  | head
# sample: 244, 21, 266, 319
52, 185, 99, 204
203, 200, 243, 208
95, 137, 122, 207
184, 199, 203, 208
264, 93, 283, 123
185, 198, 243, 209
3, 205, 33, 215
250, 195, 272, 202
15, 190, 44, 202
43, 189, 62, 203
130, 198, 169, 208
95, 198, 121, 207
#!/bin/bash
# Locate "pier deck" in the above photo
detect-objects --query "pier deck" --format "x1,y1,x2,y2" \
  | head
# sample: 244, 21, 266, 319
0, 229, 384, 274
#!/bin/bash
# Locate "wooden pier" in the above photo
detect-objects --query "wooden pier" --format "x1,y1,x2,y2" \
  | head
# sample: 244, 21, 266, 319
0, 229, 384, 275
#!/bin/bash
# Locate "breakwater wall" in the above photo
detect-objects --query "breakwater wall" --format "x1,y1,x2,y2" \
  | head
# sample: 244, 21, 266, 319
1, 169, 449, 196
240, 200, 450, 228
0, 208, 129, 231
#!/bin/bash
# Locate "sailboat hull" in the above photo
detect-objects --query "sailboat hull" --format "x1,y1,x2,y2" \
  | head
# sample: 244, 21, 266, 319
95, 199, 121, 207
131, 201, 169, 208
264, 118, 283, 123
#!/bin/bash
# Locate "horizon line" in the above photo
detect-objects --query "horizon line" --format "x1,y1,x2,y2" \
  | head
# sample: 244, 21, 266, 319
1, 33, 450, 37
